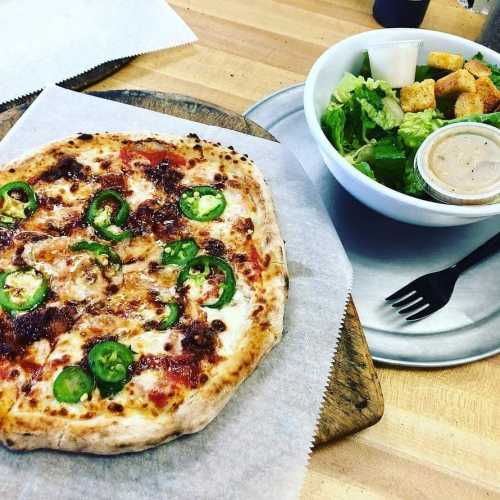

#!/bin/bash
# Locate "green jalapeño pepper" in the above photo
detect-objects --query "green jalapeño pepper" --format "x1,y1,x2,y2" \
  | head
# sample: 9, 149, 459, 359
162, 238, 199, 266
179, 186, 226, 222
88, 341, 134, 389
70, 240, 122, 268
53, 366, 94, 404
86, 190, 131, 242
159, 303, 180, 330
96, 380, 126, 398
177, 255, 236, 309
0, 267, 49, 313
0, 181, 37, 227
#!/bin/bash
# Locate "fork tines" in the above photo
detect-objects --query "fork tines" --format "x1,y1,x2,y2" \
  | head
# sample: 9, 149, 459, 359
385, 282, 439, 321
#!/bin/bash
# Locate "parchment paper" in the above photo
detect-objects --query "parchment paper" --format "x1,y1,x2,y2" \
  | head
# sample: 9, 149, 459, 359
0, 0, 197, 105
0, 86, 352, 500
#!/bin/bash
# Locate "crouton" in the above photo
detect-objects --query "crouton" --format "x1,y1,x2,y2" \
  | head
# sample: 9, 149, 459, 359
475, 76, 500, 113
435, 69, 476, 98
428, 52, 464, 71
454, 92, 484, 118
464, 59, 492, 78
400, 79, 436, 112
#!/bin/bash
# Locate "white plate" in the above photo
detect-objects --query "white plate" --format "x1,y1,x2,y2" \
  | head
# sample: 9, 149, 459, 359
245, 83, 500, 367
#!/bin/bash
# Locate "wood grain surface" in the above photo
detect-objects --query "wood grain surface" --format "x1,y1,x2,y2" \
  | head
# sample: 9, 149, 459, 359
0, 89, 383, 446
6, 0, 500, 498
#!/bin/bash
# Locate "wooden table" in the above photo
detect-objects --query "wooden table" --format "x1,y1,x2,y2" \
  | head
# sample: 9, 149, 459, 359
89, 1, 500, 498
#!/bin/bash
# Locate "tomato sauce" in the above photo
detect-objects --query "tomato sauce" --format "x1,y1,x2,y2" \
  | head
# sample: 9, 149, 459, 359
120, 148, 186, 167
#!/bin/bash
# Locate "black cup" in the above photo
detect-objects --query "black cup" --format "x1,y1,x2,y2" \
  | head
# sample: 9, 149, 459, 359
373, 0, 431, 28
478, 1, 500, 52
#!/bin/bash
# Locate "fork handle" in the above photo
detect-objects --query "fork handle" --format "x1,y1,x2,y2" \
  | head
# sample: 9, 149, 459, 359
454, 232, 500, 274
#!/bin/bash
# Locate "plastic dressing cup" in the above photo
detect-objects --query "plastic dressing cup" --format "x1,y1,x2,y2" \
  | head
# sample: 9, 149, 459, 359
415, 123, 500, 205
368, 40, 422, 87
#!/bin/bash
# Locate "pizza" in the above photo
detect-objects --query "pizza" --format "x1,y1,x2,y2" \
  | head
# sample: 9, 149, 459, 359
0, 132, 287, 454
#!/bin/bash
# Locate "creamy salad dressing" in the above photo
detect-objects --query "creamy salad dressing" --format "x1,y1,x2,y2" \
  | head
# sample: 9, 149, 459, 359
428, 131, 500, 194
417, 123, 500, 205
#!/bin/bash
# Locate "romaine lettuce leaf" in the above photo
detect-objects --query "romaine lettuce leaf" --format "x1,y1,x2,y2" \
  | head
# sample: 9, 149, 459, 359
359, 52, 372, 79
399, 109, 500, 151
447, 111, 500, 127
333, 73, 365, 103
398, 110, 442, 149
334, 74, 403, 131
321, 102, 346, 154
334, 73, 398, 103
354, 161, 376, 180
371, 137, 407, 188
344, 143, 375, 164
402, 152, 425, 198
414, 65, 449, 82
359, 95, 404, 130
341, 97, 377, 147
363, 77, 398, 101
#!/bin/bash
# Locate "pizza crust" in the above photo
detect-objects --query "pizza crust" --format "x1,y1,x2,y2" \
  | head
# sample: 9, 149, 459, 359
0, 132, 287, 454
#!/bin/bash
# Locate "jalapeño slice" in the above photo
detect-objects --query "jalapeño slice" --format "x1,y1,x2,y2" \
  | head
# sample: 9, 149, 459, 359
162, 238, 199, 266
0, 181, 38, 227
53, 366, 94, 404
179, 186, 226, 222
86, 190, 131, 242
177, 255, 236, 309
159, 303, 180, 330
88, 340, 134, 384
70, 240, 122, 267
0, 267, 49, 313
96, 380, 125, 398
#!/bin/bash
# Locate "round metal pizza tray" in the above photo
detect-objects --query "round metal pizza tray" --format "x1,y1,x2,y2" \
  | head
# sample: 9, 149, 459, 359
245, 83, 500, 367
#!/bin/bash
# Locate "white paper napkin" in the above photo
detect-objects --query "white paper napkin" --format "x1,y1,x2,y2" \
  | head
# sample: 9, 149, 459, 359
0, 86, 352, 500
0, 0, 197, 105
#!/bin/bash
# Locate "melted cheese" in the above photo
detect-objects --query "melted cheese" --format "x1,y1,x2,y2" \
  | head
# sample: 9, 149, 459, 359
199, 188, 248, 241
185, 276, 218, 303
132, 304, 159, 323
132, 371, 161, 393
157, 286, 176, 303
11, 328, 90, 417
222, 188, 248, 220
181, 158, 220, 184
117, 234, 162, 265
76, 149, 115, 175
25, 205, 86, 233
38, 180, 72, 200
23, 237, 110, 303
205, 289, 252, 356
127, 329, 175, 356
127, 175, 157, 209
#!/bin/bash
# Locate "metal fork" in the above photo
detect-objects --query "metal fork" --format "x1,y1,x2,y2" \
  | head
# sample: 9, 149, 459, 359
386, 231, 500, 321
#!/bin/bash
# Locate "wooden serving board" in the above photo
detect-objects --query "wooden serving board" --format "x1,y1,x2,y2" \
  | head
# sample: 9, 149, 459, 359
0, 89, 383, 444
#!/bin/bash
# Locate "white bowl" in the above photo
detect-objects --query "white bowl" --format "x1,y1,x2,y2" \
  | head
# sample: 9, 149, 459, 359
304, 28, 500, 227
